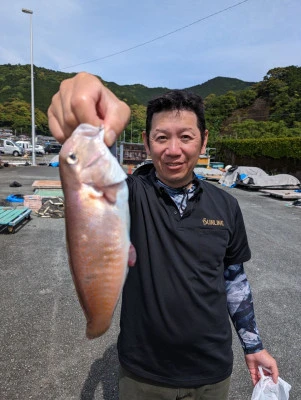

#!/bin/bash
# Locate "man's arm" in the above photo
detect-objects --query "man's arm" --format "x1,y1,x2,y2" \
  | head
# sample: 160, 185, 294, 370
225, 263, 263, 353
225, 263, 278, 384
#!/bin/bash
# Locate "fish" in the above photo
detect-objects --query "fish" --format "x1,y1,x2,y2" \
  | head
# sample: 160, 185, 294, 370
59, 123, 131, 339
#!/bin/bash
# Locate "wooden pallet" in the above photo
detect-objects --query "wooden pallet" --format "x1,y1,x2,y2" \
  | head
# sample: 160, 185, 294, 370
0, 207, 32, 233
260, 189, 301, 199
32, 180, 62, 189
33, 189, 64, 198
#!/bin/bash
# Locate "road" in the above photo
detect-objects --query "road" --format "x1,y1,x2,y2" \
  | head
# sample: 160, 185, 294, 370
0, 153, 57, 167
0, 165, 300, 399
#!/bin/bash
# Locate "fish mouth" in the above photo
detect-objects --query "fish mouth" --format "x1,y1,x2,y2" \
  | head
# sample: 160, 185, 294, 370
81, 125, 103, 138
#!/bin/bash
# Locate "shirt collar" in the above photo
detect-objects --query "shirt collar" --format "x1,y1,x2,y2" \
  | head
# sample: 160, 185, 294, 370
148, 168, 203, 195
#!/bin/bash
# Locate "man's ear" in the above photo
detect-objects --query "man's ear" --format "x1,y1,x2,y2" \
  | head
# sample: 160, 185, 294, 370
142, 131, 151, 156
200, 129, 209, 154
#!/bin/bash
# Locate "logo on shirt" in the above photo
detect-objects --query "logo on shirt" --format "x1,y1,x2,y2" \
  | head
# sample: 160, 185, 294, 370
202, 218, 224, 227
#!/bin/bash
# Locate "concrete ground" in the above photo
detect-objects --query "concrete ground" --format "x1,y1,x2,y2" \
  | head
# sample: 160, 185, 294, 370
0, 164, 300, 399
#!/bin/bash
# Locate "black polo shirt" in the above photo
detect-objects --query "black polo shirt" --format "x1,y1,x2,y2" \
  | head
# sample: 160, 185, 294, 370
117, 167, 251, 387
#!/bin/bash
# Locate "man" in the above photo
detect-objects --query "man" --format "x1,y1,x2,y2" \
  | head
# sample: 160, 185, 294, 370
48, 72, 278, 400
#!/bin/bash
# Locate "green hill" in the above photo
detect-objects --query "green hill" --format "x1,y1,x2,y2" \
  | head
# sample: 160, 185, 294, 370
187, 76, 255, 98
0, 63, 300, 143
0, 64, 255, 113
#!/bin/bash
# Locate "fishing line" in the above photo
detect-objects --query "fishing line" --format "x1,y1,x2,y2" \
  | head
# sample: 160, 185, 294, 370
62, 0, 251, 70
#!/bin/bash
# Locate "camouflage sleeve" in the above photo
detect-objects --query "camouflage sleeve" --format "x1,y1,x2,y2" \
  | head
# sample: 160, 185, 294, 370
224, 263, 264, 354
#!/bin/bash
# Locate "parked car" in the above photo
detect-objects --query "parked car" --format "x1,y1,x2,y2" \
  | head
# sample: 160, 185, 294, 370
15, 141, 45, 156
27, 144, 45, 156
0, 138, 24, 156
44, 143, 62, 154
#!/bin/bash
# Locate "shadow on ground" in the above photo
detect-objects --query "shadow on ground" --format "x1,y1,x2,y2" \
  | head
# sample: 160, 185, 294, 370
81, 344, 119, 400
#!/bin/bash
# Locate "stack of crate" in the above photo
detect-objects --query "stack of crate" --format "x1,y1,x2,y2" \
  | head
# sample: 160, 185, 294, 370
24, 180, 64, 216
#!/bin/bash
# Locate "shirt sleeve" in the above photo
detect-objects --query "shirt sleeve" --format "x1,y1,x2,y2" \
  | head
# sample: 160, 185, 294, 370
224, 263, 264, 354
224, 201, 251, 267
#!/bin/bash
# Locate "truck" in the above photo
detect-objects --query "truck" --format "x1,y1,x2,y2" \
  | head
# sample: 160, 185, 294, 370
0, 138, 24, 157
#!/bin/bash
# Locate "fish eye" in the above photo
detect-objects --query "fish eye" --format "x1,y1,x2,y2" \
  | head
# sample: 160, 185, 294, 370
67, 152, 78, 164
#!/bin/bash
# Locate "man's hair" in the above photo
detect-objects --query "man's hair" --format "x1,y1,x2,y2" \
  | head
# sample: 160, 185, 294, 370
145, 89, 206, 145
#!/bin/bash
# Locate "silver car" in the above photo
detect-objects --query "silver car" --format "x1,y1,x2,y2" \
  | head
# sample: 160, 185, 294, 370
0, 138, 24, 157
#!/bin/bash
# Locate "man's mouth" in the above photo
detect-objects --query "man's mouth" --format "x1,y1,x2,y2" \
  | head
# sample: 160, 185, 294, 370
166, 162, 182, 166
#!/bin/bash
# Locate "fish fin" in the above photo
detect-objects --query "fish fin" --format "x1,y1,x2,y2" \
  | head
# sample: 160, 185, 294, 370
101, 183, 121, 204
128, 243, 137, 267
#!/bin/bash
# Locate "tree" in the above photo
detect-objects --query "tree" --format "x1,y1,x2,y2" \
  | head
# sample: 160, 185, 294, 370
0, 99, 48, 135
222, 119, 298, 139
123, 104, 146, 143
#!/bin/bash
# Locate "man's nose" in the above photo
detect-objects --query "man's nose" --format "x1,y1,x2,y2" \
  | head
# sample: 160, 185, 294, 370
165, 138, 182, 156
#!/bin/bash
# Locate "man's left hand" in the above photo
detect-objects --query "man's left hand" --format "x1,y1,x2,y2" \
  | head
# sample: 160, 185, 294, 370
245, 349, 278, 385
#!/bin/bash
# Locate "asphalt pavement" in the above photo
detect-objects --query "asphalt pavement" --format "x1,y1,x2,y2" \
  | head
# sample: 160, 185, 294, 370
0, 164, 300, 400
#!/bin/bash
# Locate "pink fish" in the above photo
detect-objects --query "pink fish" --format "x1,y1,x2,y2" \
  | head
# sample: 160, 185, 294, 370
59, 124, 132, 338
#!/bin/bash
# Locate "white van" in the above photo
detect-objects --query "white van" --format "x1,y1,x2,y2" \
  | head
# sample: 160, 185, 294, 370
0, 138, 24, 157
15, 141, 45, 156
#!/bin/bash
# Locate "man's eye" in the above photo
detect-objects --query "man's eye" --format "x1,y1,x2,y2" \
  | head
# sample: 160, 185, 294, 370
181, 135, 192, 142
156, 136, 167, 142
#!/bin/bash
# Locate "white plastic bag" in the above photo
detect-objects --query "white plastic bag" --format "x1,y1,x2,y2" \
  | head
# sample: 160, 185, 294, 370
251, 367, 291, 400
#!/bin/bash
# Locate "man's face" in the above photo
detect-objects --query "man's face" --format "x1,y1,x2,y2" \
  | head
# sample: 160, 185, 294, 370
143, 110, 208, 188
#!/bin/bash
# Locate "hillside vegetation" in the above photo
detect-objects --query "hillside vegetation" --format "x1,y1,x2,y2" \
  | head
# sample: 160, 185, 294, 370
0, 63, 254, 137
0, 64, 300, 147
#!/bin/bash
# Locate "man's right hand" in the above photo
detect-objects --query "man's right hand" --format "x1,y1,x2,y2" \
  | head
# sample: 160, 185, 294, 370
47, 72, 131, 146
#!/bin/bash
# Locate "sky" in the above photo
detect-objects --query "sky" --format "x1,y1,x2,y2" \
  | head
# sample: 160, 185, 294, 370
1, 0, 300, 89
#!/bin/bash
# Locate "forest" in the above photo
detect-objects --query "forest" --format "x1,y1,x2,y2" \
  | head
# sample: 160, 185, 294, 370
0, 64, 300, 147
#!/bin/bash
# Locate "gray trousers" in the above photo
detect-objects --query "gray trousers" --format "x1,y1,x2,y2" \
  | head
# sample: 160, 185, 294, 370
119, 366, 231, 400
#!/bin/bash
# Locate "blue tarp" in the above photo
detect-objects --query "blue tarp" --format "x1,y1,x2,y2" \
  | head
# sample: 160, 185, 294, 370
6, 194, 24, 203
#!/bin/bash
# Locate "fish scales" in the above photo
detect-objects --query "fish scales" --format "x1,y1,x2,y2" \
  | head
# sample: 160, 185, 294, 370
59, 124, 130, 339
65, 195, 127, 337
